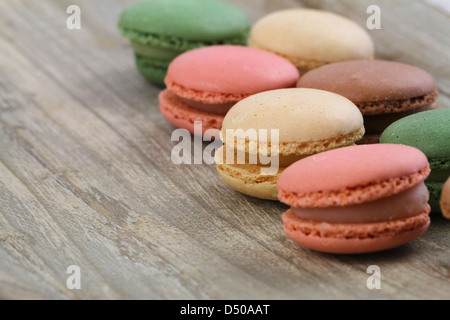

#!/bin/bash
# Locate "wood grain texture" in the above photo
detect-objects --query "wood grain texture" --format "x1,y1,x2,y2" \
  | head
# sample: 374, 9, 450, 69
0, 0, 449, 300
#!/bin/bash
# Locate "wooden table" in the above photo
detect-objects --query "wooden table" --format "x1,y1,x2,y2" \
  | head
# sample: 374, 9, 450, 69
0, 0, 449, 300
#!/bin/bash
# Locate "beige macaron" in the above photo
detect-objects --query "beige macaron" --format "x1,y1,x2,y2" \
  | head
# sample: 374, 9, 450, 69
248, 9, 374, 71
441, 177, 450, 219
215, 88, 365, 200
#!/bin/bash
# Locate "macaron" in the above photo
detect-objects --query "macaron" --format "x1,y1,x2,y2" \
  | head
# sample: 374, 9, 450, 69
159, 45, 300, 136
297, 60, 439, 144
248, 9, 374, 71
278, 144, 431, 254
118, 0, 250, 86
215, 88, 365, 200
441, 177, 450, 219
380, 108, 450, 212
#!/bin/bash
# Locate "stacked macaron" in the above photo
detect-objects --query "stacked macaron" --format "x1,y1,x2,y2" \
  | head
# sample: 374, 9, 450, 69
297, 61, 439, 144
278, 144, 431, 254
215, 88, 365, 200
159, 45, 300, 137
380, 108, 450, 212
118, 0, 249, 85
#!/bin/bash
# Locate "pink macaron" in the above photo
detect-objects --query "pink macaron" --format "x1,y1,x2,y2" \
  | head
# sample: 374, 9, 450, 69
159, 45, 300, 136
277, 144, 431, 254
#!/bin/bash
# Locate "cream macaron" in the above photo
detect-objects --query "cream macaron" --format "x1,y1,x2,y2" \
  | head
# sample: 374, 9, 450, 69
215, 88, 365, 200
249, 9, 374, 71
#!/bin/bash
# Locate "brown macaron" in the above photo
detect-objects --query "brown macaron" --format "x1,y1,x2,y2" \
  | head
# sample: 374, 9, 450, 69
297, 60, 438, 144
441, 177, 450, 219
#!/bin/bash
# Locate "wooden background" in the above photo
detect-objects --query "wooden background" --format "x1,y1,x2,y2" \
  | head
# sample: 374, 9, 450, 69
0, 0, 449, 300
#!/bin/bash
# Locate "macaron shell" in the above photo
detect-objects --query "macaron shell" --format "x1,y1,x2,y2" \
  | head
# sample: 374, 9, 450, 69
380, 108, 450, 170
118, 0, 250, 42
297, 60, 437, 105
277, 144, 429, 208
282, 209, 430, 254
441, 178, 450, 219
166, 45, 300, 96
159, 89, 222, 137
222, 88, 364, 145
249, 9, 374, 67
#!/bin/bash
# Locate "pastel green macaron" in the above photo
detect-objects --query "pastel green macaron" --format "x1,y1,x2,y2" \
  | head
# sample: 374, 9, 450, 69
380, 108, 450, 212
118, 0, 250, 86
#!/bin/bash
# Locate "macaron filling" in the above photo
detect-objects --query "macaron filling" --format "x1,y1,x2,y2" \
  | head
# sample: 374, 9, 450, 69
427, 168, 450, 182
131, 40, 183, 60
363, 105, 438, 134
291, 182, 429, 224
180, 98, 236, 115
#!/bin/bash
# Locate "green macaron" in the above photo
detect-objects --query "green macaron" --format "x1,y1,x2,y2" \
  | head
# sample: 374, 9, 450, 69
118, 0, 250, 86
380, 108, 450, 212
